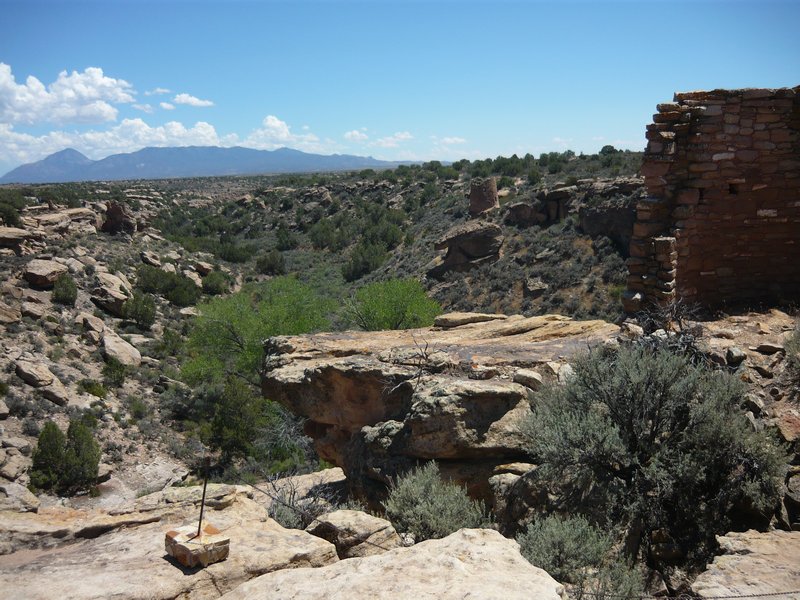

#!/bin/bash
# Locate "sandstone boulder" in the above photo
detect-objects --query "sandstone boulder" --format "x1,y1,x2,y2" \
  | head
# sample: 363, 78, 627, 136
102, 330, 141, 367
15, 359, 55, 387
0, 484, 339, 599
140, 250, 161, 267
23, 259, 68, 288
0, 482, 40, 513
220, 528, 565, 600
433, 312, 507, 328
0, 398, 8, 419
91, 272, 131, 316
0, 301, 21, 324
692, 530, 800, 598
306, 509, 402, 558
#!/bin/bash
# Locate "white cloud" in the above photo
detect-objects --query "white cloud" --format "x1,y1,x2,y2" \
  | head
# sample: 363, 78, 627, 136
144, 87, 170, 96
344, 129, 368, 142
372, 131, 413, 148
440, 136, 466, 145
160, 102, 175, 110
133, 103, 153, 113
173, 93, 214, 107
0, 63, 134, 125
0, 118, 223, 167
241, 115, 323, 152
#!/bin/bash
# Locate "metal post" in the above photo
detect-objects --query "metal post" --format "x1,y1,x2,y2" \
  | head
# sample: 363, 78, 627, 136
196, 456, 210, 539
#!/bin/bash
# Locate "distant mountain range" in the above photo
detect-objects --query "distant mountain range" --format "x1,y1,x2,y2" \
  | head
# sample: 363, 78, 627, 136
0, 146, 406, 184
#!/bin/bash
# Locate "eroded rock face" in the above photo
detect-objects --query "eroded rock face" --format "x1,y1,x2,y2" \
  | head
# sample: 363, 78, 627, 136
102, 330, 141, 367
220, 528, 566, 600
101, 201, 136, 235
691, 530, 800, 598
0, 484, 338, 599
91, 272, 132, 316
262, 313, 618, 505
427, 221, 504, 279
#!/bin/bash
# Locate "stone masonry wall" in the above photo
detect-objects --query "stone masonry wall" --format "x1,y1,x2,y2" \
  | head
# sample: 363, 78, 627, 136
624, 86, 800, 312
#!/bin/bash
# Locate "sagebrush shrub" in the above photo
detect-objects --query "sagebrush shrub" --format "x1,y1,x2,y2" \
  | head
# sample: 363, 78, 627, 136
519, 344, 784, 565
382, 462, 490, 541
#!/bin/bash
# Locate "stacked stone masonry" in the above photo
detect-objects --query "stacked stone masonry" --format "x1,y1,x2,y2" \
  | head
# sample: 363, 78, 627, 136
624, 86, 800, 311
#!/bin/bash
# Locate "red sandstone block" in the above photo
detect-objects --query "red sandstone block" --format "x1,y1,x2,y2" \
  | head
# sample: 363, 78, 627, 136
736, 150, 759, 161
688, 162, 718, 172
756, 113, 781, 123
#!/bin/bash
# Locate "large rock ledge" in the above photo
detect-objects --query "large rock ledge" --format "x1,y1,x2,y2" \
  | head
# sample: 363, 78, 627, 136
221, 528, 566, 600
0, 484, 338, 599
262, 313, 619, 504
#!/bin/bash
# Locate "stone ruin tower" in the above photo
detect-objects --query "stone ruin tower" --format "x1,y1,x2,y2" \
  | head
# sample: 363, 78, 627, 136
624, 86, 800, 312
468, 177, 499, 216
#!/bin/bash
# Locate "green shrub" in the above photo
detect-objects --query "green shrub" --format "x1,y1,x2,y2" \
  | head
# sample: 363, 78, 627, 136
0, 380, 8, 396
78, 379, 107, 399
123, 291, 156, 329
517, 515, 641, 599
30, 416, 100, 494
255, 250, 286, 275
202, 270, 231, 295
30, 421, 66, 491
165, 275, 201, 307
102, 357, 127, 388
52, 273, 78, 306
518, 344, 784, 565
342, 241, 387, 281
127, 397, 149, 421
275, 223, 297, 251
349, 279, 441, 331
382, 462, 490, 541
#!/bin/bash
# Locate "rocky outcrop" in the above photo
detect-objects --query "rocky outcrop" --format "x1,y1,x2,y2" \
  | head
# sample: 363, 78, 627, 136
0, 301, 21, 324
0, 227, 34, 254
221, 528, 566, 600
23, 259, 68, 288
262, 313, 618, 505
15, 359, 55, 387
0, 484, 338, 599
468, 177, 499, 216
691, 530, 800, 598
505, 178, 642, 250
427, 221, 503, 279
306, 509, 402, 558
101, 201, 137, 235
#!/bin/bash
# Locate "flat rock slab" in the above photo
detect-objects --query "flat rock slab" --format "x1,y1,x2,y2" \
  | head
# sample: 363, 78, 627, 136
0, 485, 338, 600
220, 528, 565, 600
692, 530, 800, 598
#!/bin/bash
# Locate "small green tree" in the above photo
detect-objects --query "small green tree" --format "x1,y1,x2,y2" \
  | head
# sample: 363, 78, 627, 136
62, 416, 101, 493
102, 357, 128, 388
29, 421, 67, 491
52, 273, 78, 306
382, 462, 490, 541
123, 290, 156, 329
341, 241, 387, 281
349, 279, 441, 331
183, 276, 331, 386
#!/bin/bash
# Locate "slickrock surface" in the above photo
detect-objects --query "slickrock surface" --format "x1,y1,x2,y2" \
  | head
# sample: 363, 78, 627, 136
691, 530, 800, 598
0, 484, 338, 599
220, 528, 566, 600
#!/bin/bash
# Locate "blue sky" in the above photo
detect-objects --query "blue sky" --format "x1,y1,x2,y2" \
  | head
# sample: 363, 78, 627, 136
0, 0, 798, 175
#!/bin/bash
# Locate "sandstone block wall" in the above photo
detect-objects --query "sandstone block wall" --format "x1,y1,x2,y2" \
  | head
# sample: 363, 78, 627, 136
624, 86, 800, 311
